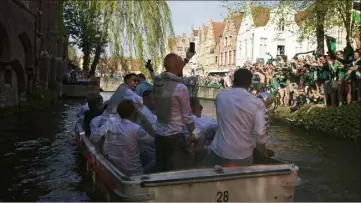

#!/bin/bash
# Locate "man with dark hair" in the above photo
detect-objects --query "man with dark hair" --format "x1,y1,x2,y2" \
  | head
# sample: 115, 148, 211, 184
136, 73, 153, 97
188, 97, 217, 164
103, 100, 155, 175
84, 94, 104, 135
89, 102, 108, 145
204, 68, 270, 167
136, 90, 157, 134
153, 49, 196, 172
106, 73, 142, 114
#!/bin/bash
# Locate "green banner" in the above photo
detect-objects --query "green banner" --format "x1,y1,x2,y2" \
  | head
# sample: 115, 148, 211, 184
325, 35, 336, 58
352, 10, 360, 23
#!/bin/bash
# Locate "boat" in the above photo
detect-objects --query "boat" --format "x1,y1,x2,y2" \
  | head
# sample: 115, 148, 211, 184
75, 122, 300, 202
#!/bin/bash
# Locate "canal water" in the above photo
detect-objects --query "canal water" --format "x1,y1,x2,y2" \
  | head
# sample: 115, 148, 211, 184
0, 92, 360, 201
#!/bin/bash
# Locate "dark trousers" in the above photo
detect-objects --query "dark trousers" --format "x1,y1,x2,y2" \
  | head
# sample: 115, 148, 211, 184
155, 134, 194, 172
352, 81, 361, 101
337, 80, 347, 104
203, 150, 253, 167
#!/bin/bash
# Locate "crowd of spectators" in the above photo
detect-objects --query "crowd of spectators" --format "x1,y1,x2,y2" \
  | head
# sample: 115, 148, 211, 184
185, 49, 361, 110
63, 64, 97, 85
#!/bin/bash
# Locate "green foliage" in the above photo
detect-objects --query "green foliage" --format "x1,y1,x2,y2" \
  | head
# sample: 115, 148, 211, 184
68, 44, 77, 61
224, 0, 359, 54
292, 102, 361, 140
64, 0, 174, 76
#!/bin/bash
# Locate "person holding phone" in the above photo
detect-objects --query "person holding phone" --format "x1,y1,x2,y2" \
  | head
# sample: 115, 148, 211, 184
136, 60, 158, 97
153, 44, 196, 172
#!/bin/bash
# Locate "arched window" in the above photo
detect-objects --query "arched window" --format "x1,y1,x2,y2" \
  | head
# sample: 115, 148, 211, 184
4, 69, 12, 86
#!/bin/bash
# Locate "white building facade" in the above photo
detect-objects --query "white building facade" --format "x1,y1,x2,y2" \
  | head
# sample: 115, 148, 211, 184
236, 8, 347, 66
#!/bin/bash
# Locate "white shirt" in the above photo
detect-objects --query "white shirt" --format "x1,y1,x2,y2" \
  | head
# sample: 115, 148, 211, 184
107, 84, 143, 114
90, 113, 121, 145
155, 83, 194, 136
211, 88, 268, 160
89, 115, 108, 139
103, 119, 155, 176
137, 105, 157, 130
192, 115, 218, 147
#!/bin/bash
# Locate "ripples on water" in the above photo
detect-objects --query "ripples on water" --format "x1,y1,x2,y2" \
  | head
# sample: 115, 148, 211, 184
0, 93, 359, 201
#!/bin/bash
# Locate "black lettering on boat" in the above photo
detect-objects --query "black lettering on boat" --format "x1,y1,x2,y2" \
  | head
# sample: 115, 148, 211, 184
216, 191, 229, 202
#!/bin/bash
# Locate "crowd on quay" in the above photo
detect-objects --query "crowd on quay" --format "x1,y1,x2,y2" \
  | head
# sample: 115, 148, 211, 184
76, 49, 274, 176
185, 49, 361, 111
184, 75, 232, 88
244, 49, 361, 110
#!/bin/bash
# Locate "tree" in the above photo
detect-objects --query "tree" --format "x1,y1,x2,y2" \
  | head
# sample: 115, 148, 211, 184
63, 0, 174, 78
68, 44, 77, 61
224, 0, 358, 55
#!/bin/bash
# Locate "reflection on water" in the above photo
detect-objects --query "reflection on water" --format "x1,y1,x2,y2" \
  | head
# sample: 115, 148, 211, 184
0, 92, 359, 201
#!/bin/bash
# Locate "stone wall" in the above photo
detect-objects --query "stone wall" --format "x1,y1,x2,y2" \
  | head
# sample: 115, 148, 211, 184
0, 0, 68, 109
62, 85, 100, 97
63, 77, 100, 97
194, 86, 222, 100
100, 77, 122, 91
100, 77, 222, 100
0, 68, 19, 108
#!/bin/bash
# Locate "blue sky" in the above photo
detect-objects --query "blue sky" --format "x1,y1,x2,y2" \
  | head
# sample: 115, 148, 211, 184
167, 1, 229, 35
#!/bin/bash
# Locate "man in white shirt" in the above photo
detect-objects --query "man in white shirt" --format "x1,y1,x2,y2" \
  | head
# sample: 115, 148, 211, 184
189, 97, 217, 148
103, 100, 155, 175
153, 51, 196, 172
189, 97, 217, 165
205, 68, 271, 167
106, 73, 143, 114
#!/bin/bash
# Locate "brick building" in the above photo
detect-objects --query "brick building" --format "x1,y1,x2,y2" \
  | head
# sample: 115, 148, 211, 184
0, 0, 68, 108
196, 21, 225, 74
219, 13, 243, 71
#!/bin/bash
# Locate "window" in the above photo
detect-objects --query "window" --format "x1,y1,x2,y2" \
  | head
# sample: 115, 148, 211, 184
278, 18, 285, 31
233, 50, 236, 64
337, 29, 343, 42
4, 69, 12, 86
210, 55, 214, 64
277, 45, 285, 55
259, 37, 267, 57
224, 37, 227, 46
295, 42, 303, 53
177, 47, 182, 52
229, 36, 232, 46
223, 52, 226, 65
245, 39, 248, 58
215, 56, 218, 64
229, 51, 232, 65
225, 52, 228, 65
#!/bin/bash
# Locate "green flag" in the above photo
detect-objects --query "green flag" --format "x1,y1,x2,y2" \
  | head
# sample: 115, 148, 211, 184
352, 10, 360, 23
325, 35, 336, 58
